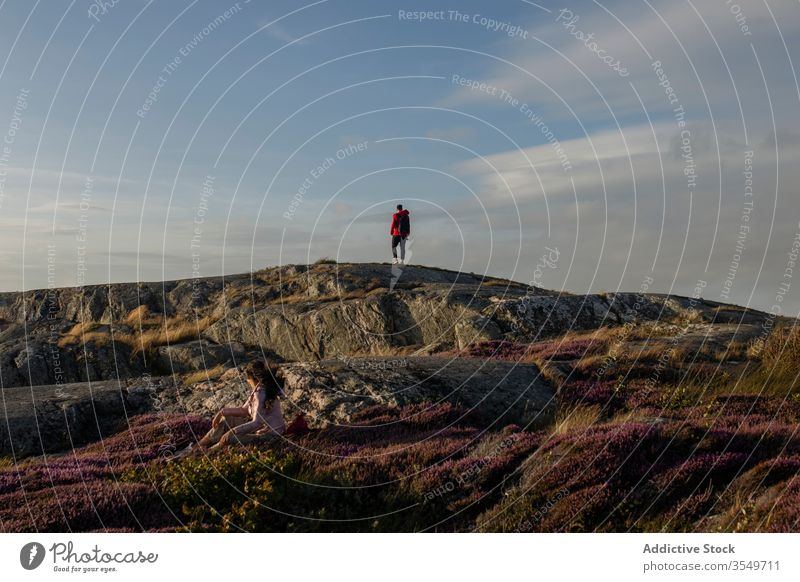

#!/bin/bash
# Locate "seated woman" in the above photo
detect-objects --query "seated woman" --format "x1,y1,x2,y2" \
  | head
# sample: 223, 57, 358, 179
196, 360, 286, 451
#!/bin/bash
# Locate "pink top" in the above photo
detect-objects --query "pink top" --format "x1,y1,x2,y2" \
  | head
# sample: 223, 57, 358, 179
233, 384, 285, 436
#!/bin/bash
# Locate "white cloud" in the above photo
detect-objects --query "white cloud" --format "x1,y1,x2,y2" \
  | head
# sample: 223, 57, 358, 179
454, 122, 668, 201
443, 0, 800, 125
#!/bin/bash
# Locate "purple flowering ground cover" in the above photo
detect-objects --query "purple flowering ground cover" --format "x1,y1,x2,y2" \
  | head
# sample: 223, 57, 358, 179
2, 329, 800, 532
2, 393, 798, 532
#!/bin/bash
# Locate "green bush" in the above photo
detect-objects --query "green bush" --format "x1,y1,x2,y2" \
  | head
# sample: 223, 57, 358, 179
124, 449, 296, 531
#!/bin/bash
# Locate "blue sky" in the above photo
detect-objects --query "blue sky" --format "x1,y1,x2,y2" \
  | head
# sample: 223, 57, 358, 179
0, 0, 799, 315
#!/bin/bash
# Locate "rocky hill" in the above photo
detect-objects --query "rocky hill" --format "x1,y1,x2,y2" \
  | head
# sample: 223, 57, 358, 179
2, 262, 798, 533
0, 261, 763, 388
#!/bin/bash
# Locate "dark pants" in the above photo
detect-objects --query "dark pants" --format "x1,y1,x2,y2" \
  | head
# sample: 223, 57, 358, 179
391, 235, 407, 259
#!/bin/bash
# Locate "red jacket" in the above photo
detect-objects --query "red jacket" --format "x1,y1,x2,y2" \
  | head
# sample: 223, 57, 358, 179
390, 209, 410, 236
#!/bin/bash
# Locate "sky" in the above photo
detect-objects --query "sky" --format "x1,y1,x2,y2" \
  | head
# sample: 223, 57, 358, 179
0, 0, 799, 316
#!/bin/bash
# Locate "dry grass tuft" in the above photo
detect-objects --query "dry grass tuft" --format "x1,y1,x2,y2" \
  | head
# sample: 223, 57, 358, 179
59, 314, 219, 355
125, 305, 163, 327
481, 278, 527, 289
183, 364, 227, 385
758, 323, 800, 366
551, 404, 602, 435
122, 315, 218, 355
673, 306, 706, 324
57, 322, 101, 347
275, 285, 383, 305
538, 361, 567, 390
731, 323, 800, 395
571, 353, 610, 375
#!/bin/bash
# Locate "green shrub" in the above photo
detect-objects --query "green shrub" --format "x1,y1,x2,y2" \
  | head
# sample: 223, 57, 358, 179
124, 449, 296, 531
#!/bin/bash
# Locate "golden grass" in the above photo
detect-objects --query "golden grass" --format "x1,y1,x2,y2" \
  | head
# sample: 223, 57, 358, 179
758, 323, 800, 366
615, 343, 673, 364
673, 306, 706, 324
122, 315, 218, 355
551, 404, 602, 435
723, 323, 800, 396
183, 364, 227, 385
538, 361, 567, 390
276, 293, 333, 305
125, 305, 155, 327
524, 333, 601, 369
726, 340, 751, 360
607, 408, 665, 425
481, 278, 524, 288
275, 286, 381, 305
601, 322, 680, 342
56, 314, 218, 355
570, 353, 610, 375
57, 322, 101, 347
612, 340, 689, 365
691, 341, 750, 363
78, 331, 117, 346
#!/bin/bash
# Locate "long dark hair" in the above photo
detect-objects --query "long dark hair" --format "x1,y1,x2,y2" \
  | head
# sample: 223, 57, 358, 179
242, 361, 283, 402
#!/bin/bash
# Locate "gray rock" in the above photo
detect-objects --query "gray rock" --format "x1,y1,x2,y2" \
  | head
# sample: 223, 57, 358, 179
169, 357, 554, 430
0, 380, 151, 457
156, 339, 241, 373
0, 263, 777, 390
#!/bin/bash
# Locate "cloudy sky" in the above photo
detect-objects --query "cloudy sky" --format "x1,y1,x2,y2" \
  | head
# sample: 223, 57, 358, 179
0, 0, 798, 315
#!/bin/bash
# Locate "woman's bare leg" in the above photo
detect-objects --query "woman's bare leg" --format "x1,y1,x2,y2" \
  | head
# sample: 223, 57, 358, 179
197, 415, 248, 449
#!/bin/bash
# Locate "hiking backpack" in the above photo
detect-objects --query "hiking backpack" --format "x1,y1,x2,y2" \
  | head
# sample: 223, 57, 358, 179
399, 213, 410, 235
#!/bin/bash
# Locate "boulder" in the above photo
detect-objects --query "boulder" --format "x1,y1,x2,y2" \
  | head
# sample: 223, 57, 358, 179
0, 380, 151, 457
156, 339, 242, 373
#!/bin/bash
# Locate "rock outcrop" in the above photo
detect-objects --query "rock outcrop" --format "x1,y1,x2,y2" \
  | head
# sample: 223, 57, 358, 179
0, 262, 778, 459
1, 356, 554, 456
0, 263, 771, 389
0, 380, 151, 457
172, 357, 554, 429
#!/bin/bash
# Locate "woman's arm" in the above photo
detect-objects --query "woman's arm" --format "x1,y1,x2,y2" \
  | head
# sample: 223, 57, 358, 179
231, 391, 269, 436
221, 407, 249, 417
212, 406, 248, 427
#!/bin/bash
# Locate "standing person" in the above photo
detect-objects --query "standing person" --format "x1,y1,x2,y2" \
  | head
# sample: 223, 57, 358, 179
390, 204, 410, 264
195, 361, 286, 451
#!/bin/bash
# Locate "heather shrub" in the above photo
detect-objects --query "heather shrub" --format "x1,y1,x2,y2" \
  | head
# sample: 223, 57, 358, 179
452, 337, 607, 363
741, 456, 800, 490
474, 411, 800, 533
661, 487, 717, 530
658, 383, 699, 410
0, 414, 208, 531
553, 483, 619, 532
653, 452, 751, 504
4, 384, 800, 533
113, 403, 548, 532
2, 481, 167, 532
757, 478, 800, 532
708, 456, 800, 532
558, 380, 624, 414
108, 403, 479, 531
